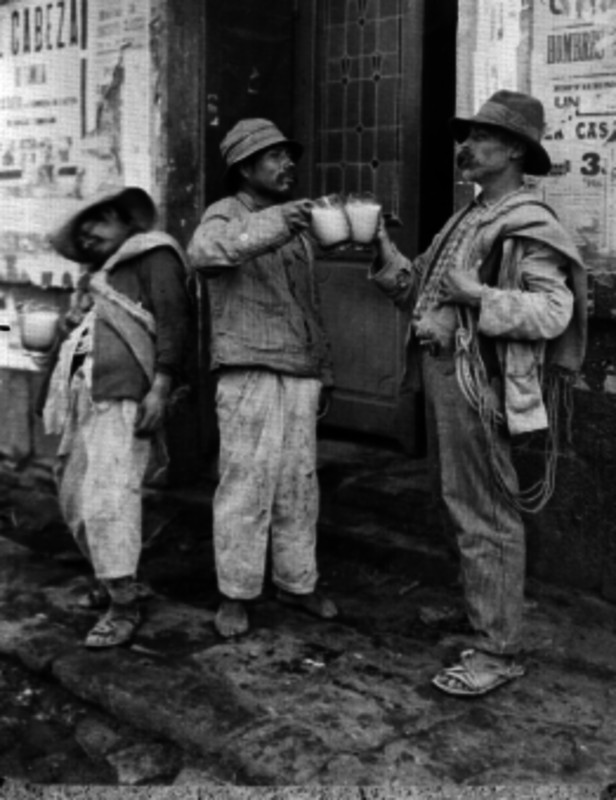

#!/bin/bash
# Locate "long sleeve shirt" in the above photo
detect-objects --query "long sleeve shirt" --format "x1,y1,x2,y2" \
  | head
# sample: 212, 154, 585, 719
371, 191, 574, 350
370, 188, 586, 434
187, 191, 333, 384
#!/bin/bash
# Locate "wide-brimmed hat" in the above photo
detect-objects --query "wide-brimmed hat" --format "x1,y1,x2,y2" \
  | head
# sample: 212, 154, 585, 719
49, 186, 157, 262
220, 118, 303, 170
450, 90, 551, 176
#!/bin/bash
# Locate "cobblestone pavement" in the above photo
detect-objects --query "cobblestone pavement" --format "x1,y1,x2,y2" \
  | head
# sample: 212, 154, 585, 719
0, 653, 227, 786
0, 443, 615, 795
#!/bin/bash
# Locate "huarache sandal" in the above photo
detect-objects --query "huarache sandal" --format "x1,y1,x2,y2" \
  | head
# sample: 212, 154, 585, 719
432, 648, 525, 697
85, 605, 141, 649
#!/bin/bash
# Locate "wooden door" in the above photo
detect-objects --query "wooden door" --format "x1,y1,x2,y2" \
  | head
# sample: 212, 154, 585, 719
297, 0, 425, 441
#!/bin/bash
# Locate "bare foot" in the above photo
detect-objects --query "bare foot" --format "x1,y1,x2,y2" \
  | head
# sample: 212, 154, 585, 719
276, 589, 338, 620
214, 599, 249, 638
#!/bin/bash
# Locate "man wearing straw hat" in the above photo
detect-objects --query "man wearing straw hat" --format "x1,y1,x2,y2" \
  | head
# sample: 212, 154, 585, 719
42, 186, 190, 648
372, 90, 587, 696
187, 119, 337, 638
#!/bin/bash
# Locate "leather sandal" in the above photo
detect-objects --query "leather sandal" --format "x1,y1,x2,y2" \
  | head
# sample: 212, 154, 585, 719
85, 605, 141, 649
432, 649, 525, 697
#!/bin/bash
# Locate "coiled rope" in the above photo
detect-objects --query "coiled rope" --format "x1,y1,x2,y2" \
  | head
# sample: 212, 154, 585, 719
454, 308, 567, 514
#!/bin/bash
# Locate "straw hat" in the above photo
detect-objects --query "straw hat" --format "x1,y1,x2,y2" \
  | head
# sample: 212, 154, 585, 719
49, 186, 157, 262
450, 90, 552, 176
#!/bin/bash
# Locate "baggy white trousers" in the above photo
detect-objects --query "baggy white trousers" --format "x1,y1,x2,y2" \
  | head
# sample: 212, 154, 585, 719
57, 380, 151, 581
213, 369, 321, 599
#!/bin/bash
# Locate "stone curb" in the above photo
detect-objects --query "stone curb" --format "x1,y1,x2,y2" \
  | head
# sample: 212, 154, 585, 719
0, 541, 258, 769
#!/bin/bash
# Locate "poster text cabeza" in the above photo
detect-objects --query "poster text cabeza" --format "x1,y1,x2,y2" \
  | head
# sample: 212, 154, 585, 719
0, 1, 81, 58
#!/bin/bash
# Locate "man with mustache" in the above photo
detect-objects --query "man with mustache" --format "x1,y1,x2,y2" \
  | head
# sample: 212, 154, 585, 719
187, 119, 337, 638
372, 91, 587, 695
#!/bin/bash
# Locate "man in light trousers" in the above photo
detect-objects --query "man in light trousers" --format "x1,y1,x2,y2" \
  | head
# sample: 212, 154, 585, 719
187, 118, 337, 638
42, 187, 190, 648
372, 91, 587, 696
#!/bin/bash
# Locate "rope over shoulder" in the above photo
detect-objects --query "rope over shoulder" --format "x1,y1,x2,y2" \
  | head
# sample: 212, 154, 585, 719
454, 307, 570, 515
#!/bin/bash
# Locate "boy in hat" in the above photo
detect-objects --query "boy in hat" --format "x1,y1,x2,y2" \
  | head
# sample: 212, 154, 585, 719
43, 186, 190, 648
371, 90, 587, 695
187, 118, 337, 638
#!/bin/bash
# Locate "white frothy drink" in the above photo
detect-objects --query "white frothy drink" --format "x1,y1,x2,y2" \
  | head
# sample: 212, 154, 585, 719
310, 205, 350, 247
345, 201, 381, 243
19, 308, 60, 352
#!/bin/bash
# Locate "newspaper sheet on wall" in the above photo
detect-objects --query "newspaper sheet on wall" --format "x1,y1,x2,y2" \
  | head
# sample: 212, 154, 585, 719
532, 0, 616, 268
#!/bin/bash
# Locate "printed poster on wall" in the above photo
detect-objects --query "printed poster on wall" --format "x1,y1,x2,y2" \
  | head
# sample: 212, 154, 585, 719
471, 1, 523, 111
0, 0, 152, 290
84, 0, 151, 192
532, 0, 616, 267
0, 1, 85, 241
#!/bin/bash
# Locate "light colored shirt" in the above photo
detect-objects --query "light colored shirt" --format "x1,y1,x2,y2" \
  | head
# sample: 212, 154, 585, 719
372, 189, 573, 350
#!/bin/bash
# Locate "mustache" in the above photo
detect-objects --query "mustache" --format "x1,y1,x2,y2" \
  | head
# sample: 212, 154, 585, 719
456, 149, 474, 169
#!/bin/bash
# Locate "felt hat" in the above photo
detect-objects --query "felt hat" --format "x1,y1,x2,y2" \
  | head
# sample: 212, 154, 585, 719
220, 118, 303, 169
450, 90, 552, 176
49, 186, 157, 262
